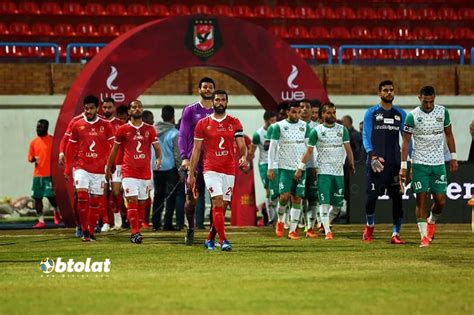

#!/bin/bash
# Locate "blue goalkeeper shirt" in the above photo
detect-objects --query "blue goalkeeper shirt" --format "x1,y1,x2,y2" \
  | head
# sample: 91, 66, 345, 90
362, 104, 407, 166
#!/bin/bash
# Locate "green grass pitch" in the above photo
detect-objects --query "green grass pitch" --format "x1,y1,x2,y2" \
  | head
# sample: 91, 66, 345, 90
0, 224, 472, 315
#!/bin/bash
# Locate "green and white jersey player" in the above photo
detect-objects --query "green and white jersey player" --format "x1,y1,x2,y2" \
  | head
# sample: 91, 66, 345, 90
296, 103, 355, 240
249, 111, 278, 223
400, 86, 458, 248
268, 102, 312, 239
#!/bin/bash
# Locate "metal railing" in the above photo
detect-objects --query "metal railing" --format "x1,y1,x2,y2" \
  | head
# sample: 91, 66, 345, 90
338, 45, 465, 65
65, 42, 107, 64
0, 42, 60, 63
290, 45, 333, 64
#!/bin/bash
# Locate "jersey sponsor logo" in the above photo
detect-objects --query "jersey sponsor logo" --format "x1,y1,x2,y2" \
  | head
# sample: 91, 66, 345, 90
133, 140, 146, 160
384, 118, 394, 124
86, 141, 98, 158
216, 136, 229, 157
375, 113, 384, 121
136, 141, 142, 153
375, 125, 400, 131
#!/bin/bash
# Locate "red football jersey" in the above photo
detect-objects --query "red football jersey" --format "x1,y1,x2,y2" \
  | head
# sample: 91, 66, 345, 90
194, 114, 244, 175
108, 117, 125, 165
115, 122, 158, 180
60, 114, 83, 154
69, 117, 115, 174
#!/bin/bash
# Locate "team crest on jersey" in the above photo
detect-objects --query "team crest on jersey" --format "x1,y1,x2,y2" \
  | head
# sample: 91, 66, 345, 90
417, 117, 423, 122
321, 131, 326, 137
394, 115, 400, 121
228, 125, 233, 131
337, 132, 342, 137
436, 117, 443, 122
99, 126, 104, 133
299, 127, 305, 132
185, 18, 223, 62
284, 126, 289, 130
375, 113, 384, 121
207, 125, 212, 130
145, 131, 149, 137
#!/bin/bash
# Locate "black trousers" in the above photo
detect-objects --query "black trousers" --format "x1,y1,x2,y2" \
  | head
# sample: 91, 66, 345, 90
152, 168, 179, 229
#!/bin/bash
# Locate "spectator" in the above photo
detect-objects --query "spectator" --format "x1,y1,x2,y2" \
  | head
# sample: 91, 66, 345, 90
341, 115, 362, 162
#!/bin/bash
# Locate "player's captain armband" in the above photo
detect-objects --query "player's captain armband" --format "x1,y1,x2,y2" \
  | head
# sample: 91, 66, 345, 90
403, 125, 414, 133
401, 161, 408, 169
235, 130, 244, 137
451, 152, 457, 160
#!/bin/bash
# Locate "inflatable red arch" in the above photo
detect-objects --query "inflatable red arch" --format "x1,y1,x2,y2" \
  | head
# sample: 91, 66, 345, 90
52, 15, 329, 226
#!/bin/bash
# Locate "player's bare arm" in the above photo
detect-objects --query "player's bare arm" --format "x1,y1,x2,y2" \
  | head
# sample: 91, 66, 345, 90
344, 142, 355, 175
105, 143, 120, 182
236, 137, 248, 167
444, 124, 458, 172
188, 139, 203, 188
400, 132, 412, 187
294, 146, 314, 181
153, 142, 162, 170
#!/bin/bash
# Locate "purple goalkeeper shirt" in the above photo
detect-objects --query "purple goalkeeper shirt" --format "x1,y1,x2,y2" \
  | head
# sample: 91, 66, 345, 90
178, 101, 214, 161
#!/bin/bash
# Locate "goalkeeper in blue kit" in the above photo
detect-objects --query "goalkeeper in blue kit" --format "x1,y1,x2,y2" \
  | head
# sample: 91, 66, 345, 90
362, 80, 408, 244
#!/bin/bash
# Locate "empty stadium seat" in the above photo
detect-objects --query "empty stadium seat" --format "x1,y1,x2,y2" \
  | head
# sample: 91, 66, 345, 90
9, 22, 30, 35
232, 5, 253, 17
309, 26, 330, 39
356, 7, 376, 19
127, 3, 147, 16
294, 48, 313, 60
0, 1, 17, 14
106, 3, 126, 16
288, 25, 309, 38
268, 25, 288, 38
434, 26, 454, 39
76, 23, 97, 36
0, 22, 9, 34
191, 4, 211, 15
351, 26, 371, 39
437, 7, 457, 20
84, 3, 104, 15
457, 8, 474, 20
454, 27, 473, 39
54, 23, 74, 36
397, 8, 417, 20
148, 4, 168, 16
274, 5, 294, 18
372, 26, 392, 39
294, 6, 314, 19
377, 7, 397, 20
41, 2, 61, 15
119, 24, 136, 34
417, 7, 437, 20
31, 23, 53, 35
413, 27, 434, 40
330, 26, 351, 39
169, 4, 190, 16
254, 5, 274, 18
335, 6, 356, 19
18, 1, 39, 14
212, 4, 232, 16
393, 26, 412, 40
97, 24, 119, 36
314, 6, 335, 19
62, 2, 82, 15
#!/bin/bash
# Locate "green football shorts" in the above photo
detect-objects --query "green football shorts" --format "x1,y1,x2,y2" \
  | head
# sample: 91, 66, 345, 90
317, 174, 344, 207
411, 163, 447, 194
32, 176, 55, 199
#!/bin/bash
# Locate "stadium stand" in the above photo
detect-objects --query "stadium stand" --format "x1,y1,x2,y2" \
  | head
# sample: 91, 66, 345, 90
0, 1, 471, 63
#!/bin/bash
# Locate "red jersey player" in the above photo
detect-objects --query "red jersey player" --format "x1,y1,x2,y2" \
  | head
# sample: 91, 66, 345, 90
106, 100, 161, 244
101, 97, 125, 231
64, 95, 115, 242
188, 90, 248, 251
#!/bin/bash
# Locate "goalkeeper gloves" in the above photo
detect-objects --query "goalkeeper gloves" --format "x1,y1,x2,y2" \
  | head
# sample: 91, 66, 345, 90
370, 154, 385, 173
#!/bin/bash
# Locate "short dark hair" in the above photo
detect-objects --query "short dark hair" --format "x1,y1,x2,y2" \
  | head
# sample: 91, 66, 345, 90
321, 102, 336, 114
299, 98, 311, 105
309, 99, 321, 108
83, 95, 99, 107
128, 99, 142, 109
263, 111, 277, 121
212, 89, 228, 102
199, 77, 215, 89
102, 97, 115, 104
419, 86, 435, 96
161, 105, 175, 122
288, 101, 300, 110
378, 80, 394, 91
142, 110, 154, 124
342, 115, 353, 124
277, 102, 289, 112
116, 105, 128, 115
37, 119, 49, 128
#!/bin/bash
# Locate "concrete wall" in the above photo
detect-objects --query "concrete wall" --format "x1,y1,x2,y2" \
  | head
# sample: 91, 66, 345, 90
1, 95, 472, 207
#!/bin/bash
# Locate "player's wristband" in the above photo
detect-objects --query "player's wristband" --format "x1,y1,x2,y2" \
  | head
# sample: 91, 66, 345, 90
297, 162, 306, 170
450, 152, 457, 160
400, 161, 408, 169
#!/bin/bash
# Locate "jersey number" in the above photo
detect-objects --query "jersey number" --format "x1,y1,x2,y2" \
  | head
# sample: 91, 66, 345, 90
225, 187, 233, 196
413, 181, 422, 190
